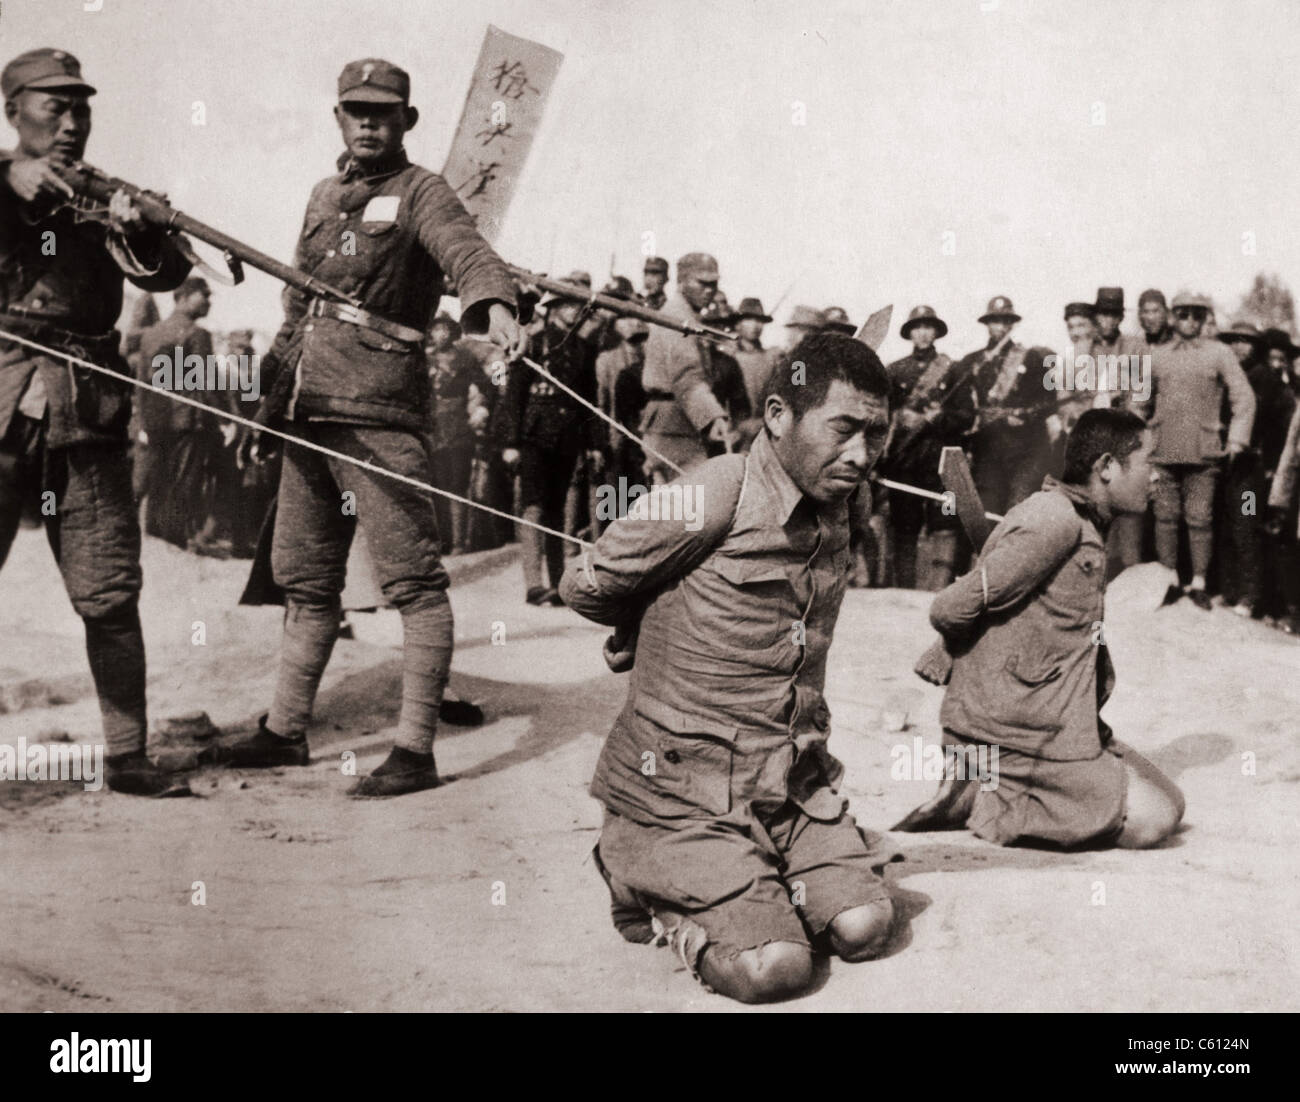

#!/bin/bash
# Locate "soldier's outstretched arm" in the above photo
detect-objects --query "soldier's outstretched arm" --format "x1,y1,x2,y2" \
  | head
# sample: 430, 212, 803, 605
410, 172, 517, 335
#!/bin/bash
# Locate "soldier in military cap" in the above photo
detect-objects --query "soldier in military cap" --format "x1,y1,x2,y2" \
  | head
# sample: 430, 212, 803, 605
498, 294, 604, 604
641, 257, 669, 311
880, 305, 973, 589
638, 252, 734, 481
959, 296, 1055, 517
221, 58, 524, 796
0, 48, 195, 796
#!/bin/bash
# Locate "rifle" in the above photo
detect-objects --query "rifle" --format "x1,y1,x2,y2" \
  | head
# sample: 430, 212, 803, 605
57, 160, 364, 312
57, 161, 729, 345
884, 335, 1006, 464
507, 265, 737, 342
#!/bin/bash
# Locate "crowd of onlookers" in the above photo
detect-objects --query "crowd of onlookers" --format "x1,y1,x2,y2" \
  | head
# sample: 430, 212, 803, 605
116, 260, 1300, 633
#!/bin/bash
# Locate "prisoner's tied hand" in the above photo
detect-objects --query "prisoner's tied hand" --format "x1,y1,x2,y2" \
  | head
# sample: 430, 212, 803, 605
913, 634, 954, 686
603, 624, 638, 673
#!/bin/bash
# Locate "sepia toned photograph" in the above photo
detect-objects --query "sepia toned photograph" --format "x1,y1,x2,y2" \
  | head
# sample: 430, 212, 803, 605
0, 0, 1294, 1046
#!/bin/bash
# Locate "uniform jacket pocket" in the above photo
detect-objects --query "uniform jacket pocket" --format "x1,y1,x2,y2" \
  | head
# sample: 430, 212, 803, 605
595, 696, 736, 820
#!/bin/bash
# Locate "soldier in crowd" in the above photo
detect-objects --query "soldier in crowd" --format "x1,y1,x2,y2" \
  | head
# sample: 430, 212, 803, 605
595, 312, 649, 517
1088, 287, 1143, 413
880, 305, 973, 589
226, 328, 278, 558
638, 252, 733, 482
498, 295, 603, 604
458, 330, 512, 549
220, 58, 523, 797
425, 312, 479, 554
699, 296, 754, 447
1055, 302, 1098, 462
732, 297, 777, 411
560, 332, 897, 1004
1090, 287, 1134, 359
0, 47, 193, 795
137, 277, 235, 556
1146, 293, 1255, 609
961, 296, 1055, 516
1216, 323, 1296, 619
641, 256, 669, 311
782, 304, 825, 351
902, 410, 1185, 849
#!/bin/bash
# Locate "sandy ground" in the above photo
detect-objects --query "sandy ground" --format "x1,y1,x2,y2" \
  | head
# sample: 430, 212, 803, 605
2, 525, 1298, 1012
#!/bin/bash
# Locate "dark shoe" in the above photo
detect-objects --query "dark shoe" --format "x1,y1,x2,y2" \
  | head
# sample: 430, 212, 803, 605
1159, 584, 1183, 607
348, 746, 440, 799
546, 589, 565, 607
439, 697, 484, 726
593, 844, 655, 944
218, 715, 309, 768
526, 586, 558, 606
1187, 588, 1213, 611
106, 751, 196, 798
891, 774, 978, 832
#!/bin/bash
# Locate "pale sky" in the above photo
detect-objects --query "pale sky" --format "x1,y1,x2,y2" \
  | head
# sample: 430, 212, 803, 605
4, 0, 1299, 362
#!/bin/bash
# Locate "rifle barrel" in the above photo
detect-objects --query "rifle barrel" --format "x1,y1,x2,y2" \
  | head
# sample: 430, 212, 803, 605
64, 161, 362, 308
508, 265, 736, 341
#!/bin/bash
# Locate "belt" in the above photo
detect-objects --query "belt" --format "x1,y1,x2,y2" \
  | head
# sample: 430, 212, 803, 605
644, 388, 676, 402
307, 298, 424, 346
0, 310, 119, 358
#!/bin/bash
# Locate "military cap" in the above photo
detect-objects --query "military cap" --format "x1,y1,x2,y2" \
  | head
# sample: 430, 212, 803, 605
1093, 286, 1125, 315
563, 270, 593, 288
978, 295, 1021, 324
2, 49, 97, 100
1063, 301, 1095, 322
1138, 289, 1168, 309
1170, 291, 1213, 312
338, 58, 410, 104
786, 305, 826, 330
736, 297, 773, 323
900, 304, 948, 339
676, 252, 718, 280
643, 256, 669, 275
1217, 320, 1263, 346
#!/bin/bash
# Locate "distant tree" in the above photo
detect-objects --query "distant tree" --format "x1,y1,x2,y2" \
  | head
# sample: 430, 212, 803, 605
1236, 273, 1295, 332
